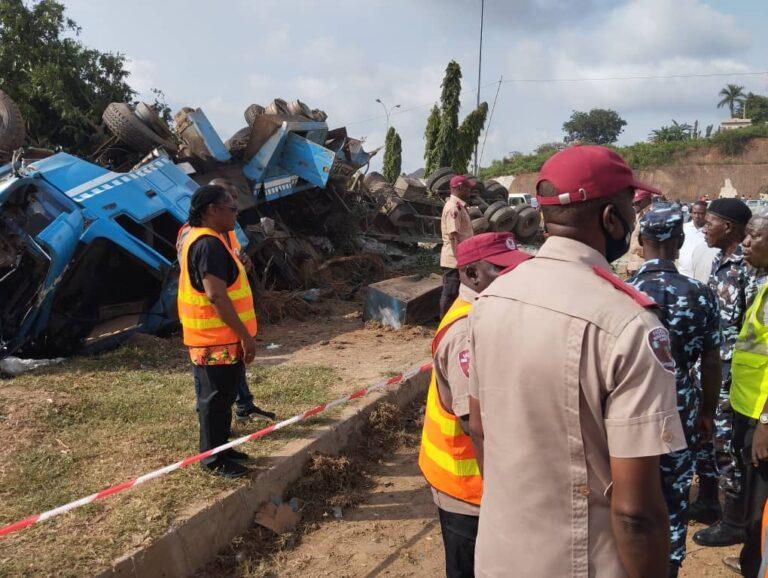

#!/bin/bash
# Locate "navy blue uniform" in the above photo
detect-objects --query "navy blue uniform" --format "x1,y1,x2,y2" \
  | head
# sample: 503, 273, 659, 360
630, 258, 721, 572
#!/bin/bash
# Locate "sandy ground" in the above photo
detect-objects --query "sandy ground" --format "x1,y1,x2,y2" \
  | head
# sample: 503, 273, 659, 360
267, 440, 740, 578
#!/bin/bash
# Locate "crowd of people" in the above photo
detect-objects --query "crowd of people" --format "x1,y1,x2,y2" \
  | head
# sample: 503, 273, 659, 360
427, 145, 768, 577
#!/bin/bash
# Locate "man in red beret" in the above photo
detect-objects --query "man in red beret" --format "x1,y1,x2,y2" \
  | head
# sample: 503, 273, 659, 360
468, 145, 685, 577
420, 232, 530, 578
627, 188, 657, 275
439, 175, 475, 317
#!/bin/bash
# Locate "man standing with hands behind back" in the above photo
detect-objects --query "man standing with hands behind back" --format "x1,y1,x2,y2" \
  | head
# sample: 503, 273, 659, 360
440, 175, 474, 317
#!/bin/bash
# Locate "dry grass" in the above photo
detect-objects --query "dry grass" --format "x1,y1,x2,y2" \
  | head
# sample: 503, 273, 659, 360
0, 335, 339, 578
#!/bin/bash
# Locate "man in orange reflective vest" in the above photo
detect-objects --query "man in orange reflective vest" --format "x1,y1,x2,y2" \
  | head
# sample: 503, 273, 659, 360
178, 184, 258, 478
419, 232, 531, 577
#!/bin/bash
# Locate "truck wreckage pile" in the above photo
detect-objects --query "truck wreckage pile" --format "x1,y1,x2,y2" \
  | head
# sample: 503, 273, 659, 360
0, 90, 540, 359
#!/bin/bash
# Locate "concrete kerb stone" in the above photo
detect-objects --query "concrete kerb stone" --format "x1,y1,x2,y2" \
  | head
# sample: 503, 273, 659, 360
98, 367, 430, 578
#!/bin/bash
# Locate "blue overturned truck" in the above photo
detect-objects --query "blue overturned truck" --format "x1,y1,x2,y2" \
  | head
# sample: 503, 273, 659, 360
0, 95, 381, 358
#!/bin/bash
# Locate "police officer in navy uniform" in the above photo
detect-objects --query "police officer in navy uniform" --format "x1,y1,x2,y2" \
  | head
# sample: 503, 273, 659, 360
629, 202, 722, 577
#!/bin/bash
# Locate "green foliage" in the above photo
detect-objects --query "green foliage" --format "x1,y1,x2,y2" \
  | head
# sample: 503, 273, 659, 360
562, 108, 627, 145
423, 104, 440, 174
424, 61, 489, 176
649, 120, 695, 143
709, 123, 768, 156
737, 92, 768, 125
454, 101, 488, 173
718, 84, 746, 118
0, 0, 136, 154
382, 126, 402, 184
535, 142, 566, 155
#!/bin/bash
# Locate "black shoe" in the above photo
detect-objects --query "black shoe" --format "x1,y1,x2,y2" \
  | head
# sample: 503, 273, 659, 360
688, 497, 722, 525
201, 458, 249, 479
692, 521, 746, 547
221, 448, 250, 462
235, 406, 276, 422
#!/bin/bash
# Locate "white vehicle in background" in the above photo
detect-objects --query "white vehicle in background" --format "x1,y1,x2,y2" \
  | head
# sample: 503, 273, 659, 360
508, 193, 538, 209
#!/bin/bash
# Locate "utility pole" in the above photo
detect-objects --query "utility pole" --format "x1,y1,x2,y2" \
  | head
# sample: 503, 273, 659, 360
375, 98, 401, 135
473, 0, 485, 176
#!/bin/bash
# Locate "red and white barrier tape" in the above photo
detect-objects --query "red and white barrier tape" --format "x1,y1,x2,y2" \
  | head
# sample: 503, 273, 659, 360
0, 362, 432, 538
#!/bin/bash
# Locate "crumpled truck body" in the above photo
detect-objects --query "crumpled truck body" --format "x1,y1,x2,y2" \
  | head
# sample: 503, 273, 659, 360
0, 152, 245, 358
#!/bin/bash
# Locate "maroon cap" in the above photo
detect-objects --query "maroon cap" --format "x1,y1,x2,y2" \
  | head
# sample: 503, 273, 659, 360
450, 175, 476, 189
536, 145, 660, 206
632, 188, 655, 204
456, 232, 532, 269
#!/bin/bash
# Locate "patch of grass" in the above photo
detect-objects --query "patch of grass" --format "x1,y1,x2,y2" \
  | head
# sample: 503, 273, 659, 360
0, 335, 340, 577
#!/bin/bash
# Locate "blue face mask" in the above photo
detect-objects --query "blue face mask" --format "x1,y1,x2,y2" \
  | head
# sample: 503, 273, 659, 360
602, 205, 632, 262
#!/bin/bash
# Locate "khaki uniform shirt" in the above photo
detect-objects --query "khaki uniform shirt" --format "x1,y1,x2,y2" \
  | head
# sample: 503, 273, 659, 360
468, 236, 685, 578
626, 211, 646, 273
440, 195, 473, 268
430, 284, 480, 517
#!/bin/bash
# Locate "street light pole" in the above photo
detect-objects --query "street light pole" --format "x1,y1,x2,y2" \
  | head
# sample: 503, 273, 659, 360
375, 98, 401, 135
473, 0, 485, 176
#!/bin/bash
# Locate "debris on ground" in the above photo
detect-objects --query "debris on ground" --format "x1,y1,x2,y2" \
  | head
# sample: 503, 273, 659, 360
0, 356, 65, 376
255, 497, 302, 534
363, 274, 442, 329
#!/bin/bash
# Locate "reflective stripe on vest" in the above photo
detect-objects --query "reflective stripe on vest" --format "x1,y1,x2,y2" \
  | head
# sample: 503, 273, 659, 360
177, 226, 257, 346
732, 283, 768, 419
418, 297, 482, 506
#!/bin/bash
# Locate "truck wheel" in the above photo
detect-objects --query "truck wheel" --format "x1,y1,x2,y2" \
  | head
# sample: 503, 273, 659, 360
489, 206, 519, 232
134, 102, 174, 141
0, 89, 26, 158
471, 217, 489, 234
514, 207, 540, 240
468, 206, 483, 219
427, 167, 454, 192
484, 200, 508, 221
288, 100, 312, 118
103, 102, 176, 153
225, 127, 251, 153
265, 98, 289, 115
431, 173, 454, 197
483, 180, 507, 203
244, 104, 265, 126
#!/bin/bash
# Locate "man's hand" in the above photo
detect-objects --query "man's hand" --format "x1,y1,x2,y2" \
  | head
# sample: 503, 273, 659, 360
752, 423, 768, 467
697, 414, 714, 446
241, 336, 257, 364
239, 251, 254, 273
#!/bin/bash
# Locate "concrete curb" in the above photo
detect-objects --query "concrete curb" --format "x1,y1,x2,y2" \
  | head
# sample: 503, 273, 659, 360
98, 367, 430, 578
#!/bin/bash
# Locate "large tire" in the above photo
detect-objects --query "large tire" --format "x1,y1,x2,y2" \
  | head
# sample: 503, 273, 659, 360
483, 179, 508, 203
471, 217, 489, 234
103, 103, 175, 153
489, 206, 519, 232
288, 100, 312, 118
427, 167, 454, 192
0, 89, 26, 157
484, 200, 508, 221
244, 104, 265, 126
225, 127, 251, 153
311, 108, 328, 122
265, 98, 289, 115
134, 102, 174, 140
431, 173, 454, 196
469, 195, 489, 212
467, 206, 483, 219
514, 207, 540, 240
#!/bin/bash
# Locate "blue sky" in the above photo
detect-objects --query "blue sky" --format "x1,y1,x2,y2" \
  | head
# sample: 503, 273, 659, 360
61, 0, 768, 173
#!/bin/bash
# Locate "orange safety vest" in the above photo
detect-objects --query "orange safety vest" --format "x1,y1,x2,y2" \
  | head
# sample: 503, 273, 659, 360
418, 297, 482, 506
177, 226, 257, 347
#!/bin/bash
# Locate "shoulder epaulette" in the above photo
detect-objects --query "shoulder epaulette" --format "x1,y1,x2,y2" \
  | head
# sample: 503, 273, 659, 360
592, 266, 657, 308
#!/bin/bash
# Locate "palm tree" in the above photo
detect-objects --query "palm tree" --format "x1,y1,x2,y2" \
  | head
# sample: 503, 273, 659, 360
718, 84, 746, 118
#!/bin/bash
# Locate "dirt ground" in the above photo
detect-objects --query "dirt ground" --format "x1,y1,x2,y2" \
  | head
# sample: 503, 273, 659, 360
254, 439, 740, 578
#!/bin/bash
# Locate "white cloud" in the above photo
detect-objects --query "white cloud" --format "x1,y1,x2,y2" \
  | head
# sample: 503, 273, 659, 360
125, 58, 157, 96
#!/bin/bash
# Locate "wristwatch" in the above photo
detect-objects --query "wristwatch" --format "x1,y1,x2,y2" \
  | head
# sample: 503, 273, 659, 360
760, 413, 768, 425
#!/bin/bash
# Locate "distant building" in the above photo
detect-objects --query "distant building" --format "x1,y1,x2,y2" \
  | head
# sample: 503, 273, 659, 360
720, 118, 752, 131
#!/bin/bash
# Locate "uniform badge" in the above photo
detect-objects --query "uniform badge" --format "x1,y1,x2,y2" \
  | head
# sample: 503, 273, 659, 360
458, 349, 470, 377
451, 210, 458, 219
646, 327, 675, 373
505, 237, 517, 250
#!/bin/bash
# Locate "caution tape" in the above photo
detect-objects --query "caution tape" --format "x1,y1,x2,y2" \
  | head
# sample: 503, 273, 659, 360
0, 362, 433, 538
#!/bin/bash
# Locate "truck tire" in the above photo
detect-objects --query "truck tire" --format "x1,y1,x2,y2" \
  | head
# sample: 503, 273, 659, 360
489, 206, 519, 232
514, 206, 540, 240
134, 102, 174, 140
244, 104, 265, 126
469, 195, 489, 212
468, 206, 483, 219
484, 200, 508, 221
288, 99, 312, 118
431, 173, 454, 196
427, 167, 454, 192
265, 98, 289, 115
0, 89, 26, 157
471, 217, 489, 234
225, 127, 251, 153
103, 103, 175, 153
311, 108, 328, 122
483, 180, 507, 203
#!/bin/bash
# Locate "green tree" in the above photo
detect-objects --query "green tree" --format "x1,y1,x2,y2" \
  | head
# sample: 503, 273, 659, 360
736, 92, 768, 124
0, 0, 136, 154
562, 109, 627, 145
423, 105, 441, 175
717, 84, 746, 118
424, 60, 488, 175
382, 126, 402, 184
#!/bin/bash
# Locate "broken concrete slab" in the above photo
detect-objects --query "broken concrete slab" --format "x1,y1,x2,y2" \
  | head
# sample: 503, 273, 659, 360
363, 274, 442, 329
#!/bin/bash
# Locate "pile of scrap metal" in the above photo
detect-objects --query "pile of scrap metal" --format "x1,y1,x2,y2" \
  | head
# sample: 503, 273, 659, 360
0, 90, 390, 358
423, 167, 541, 242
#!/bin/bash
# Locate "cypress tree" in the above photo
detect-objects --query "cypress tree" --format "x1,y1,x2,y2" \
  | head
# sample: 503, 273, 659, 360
382, 127, 402, 184
454, 102, 488, 173
424, 105, 441, 175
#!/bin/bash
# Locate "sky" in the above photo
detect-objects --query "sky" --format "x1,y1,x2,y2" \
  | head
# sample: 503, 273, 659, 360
60, 0, 768, 174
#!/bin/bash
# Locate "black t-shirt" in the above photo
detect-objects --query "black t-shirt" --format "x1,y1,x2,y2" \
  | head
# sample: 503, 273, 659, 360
188, 236, 238, 292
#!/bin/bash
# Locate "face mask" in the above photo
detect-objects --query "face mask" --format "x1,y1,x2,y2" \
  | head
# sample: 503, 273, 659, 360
602, 204, 632, 262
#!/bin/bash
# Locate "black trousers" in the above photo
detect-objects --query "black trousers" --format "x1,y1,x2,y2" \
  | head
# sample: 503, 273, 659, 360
438, 508, 478, 578
440, 268, 461, 318
734, 412, 768, 578
193, 362, 242, 465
